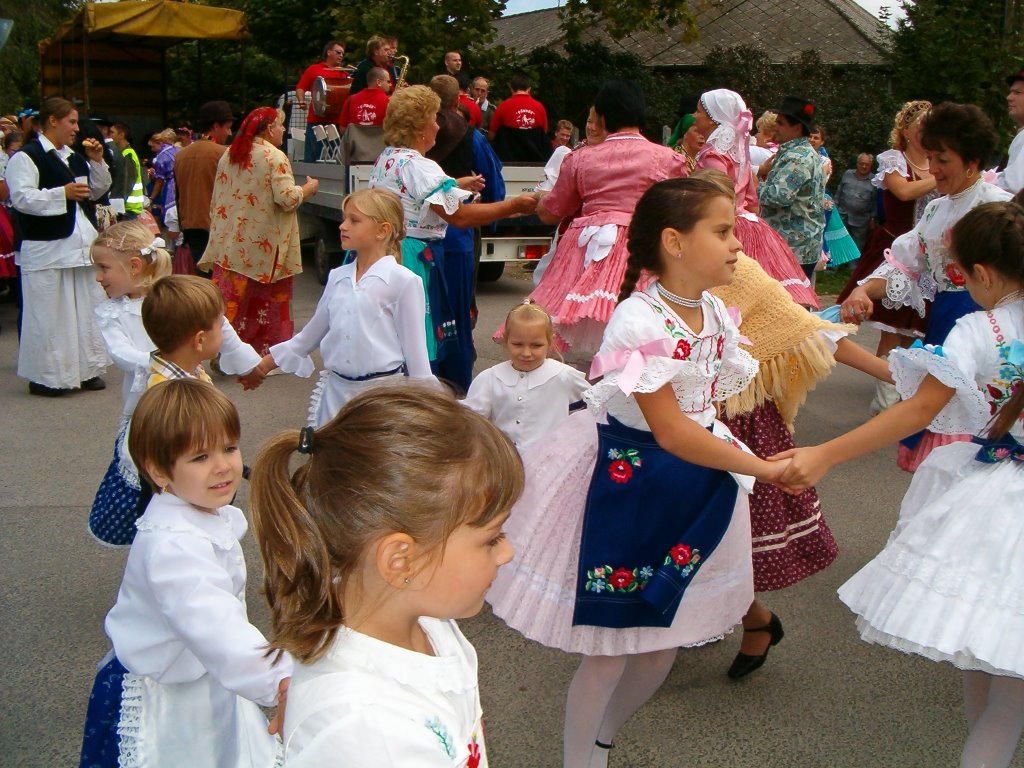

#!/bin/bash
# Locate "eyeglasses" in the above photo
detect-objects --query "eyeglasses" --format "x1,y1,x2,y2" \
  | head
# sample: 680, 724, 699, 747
331, 49, 344, 55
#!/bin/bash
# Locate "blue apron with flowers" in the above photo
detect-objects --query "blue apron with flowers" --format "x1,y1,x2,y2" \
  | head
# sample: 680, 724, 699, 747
572, 417, 738, 629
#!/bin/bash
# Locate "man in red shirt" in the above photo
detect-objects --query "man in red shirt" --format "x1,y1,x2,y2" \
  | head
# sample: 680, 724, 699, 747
487, 74, 548, 139
338, 68, 390, 129
455, 73, 482, 129
295, 40, 346, 161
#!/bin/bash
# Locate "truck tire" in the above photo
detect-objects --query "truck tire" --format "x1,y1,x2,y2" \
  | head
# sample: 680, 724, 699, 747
477, 261, 505, 282
314, 231, 343, 285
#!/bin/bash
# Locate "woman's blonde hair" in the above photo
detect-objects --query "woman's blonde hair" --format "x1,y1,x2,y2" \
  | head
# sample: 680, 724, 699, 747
342, 188, 406, 254
128, 379, 241, 493
91, 220, 172, 293
153, 128, 178, 145
504, 299, 556, 351
383, 85, 441, 148
755, 110, 777, 135
890, 100, 932, 151
250, 384, 524, 663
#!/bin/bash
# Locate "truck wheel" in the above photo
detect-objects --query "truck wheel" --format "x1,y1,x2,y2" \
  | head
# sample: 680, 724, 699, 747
477, 262, 505, 282
314, 232, 342, 285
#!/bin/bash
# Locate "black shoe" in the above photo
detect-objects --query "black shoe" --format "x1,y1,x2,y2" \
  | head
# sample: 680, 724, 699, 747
727, 612, 784, 679
80, 376, 107, 391
28, 381, 67, 397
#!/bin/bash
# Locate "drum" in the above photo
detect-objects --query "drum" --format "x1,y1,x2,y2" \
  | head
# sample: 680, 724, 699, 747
312, 74, 352, 119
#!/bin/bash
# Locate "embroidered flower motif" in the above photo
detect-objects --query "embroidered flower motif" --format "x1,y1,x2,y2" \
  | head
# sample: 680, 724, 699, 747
663, 544, 702, 578
673, 339, 692, 360
945, 262, 966, 287
670, 544, 693, 565
716, 336, 725, 360
607, 447, 642, 483
425, 717, 455, 758
467, 734, 482, 768
608, 459, 633, 483
585, 564, 652, 593
610, 568, 635, 589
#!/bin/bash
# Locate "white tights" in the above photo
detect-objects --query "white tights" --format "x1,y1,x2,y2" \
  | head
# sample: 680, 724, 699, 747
961, 671, 1024, 768
563, 649, 679, 768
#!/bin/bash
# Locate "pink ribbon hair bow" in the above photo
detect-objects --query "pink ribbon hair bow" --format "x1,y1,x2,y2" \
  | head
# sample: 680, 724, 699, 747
589, 338, 679, 394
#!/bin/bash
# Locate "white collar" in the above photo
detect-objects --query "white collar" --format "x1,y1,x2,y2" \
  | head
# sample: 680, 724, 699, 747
492, 358, 563, 389
135, 491, 244, 549
339, 254, 399, 285
38, 134, 70, 158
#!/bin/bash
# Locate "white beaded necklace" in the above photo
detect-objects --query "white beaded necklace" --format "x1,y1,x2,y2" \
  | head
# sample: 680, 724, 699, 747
994, 289, 1024, 309
656, 282, 704, 308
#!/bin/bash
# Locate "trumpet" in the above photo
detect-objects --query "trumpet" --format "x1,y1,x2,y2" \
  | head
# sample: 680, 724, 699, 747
393, 55, 410, 90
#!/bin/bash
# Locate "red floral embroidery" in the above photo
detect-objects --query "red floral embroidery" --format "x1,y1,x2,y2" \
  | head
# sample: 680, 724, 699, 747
608, 459, 633, 483
945, 263, 967, 287
716, 336, 725, 359
467, 741, 481, 768
670, 544, 693, 565
610, 567, 635, 589
673, 339, 692, 360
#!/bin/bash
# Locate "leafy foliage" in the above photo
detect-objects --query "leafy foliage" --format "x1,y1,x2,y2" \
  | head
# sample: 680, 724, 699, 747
890, 0, 1024, 135
0, 0, 81, 111
559, 0, 696, 43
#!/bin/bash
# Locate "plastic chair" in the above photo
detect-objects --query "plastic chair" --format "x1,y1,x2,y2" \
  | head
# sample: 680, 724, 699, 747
311, 124, 330, 162
323, 124, 344, 163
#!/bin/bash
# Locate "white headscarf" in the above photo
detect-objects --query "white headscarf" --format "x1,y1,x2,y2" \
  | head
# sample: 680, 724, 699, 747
698, 89, 754, 193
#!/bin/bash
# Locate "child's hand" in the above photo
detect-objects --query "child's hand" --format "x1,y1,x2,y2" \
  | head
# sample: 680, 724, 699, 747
237, 369, 265, 390
268, 676, 290, 736
756, 457, 791, 487
771, 446, 832, 492
510, 193, 539, 216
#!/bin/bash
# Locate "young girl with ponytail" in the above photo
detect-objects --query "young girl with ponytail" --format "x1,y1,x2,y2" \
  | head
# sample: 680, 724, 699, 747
488, 177, 792, 768
778, 200, 1024, 768
250, 385, 524, 767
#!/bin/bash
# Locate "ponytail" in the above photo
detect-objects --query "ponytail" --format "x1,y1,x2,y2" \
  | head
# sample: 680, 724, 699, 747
986, 384, 1024, 442
249, 430, 345, 663
617, 253, 644, 304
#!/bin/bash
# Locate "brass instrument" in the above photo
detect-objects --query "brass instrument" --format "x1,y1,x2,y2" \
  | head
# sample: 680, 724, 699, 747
393, 55, 410, 90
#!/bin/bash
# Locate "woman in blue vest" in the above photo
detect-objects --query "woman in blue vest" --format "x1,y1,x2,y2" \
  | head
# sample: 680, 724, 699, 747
6, 96, 111, 396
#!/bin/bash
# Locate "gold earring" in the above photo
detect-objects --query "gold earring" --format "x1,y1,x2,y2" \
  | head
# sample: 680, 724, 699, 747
403, 577, 412, 585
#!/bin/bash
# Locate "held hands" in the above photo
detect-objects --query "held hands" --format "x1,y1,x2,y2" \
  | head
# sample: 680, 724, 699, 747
509, 192, 540, 217
267, 677, 290, 736
840, 286, 874, 324
767, 446, 833, 494
237, 355, 275, 391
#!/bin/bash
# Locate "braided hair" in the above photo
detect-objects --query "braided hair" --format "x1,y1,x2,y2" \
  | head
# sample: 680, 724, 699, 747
617, 177, 736, 304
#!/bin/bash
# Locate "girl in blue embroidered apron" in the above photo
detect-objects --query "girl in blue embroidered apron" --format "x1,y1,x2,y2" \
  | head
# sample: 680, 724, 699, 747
779, 201, 1024, 768
487, 178, 798, 768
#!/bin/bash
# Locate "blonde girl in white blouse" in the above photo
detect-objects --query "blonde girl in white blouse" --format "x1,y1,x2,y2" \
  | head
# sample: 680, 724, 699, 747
79, 379, 290, 768
464, 300, 589, 452
253, 188, 437, 427
250, 386, 525, 767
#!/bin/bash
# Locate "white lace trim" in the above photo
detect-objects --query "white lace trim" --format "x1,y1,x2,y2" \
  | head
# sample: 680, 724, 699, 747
565, 289, 618, 305
115, 418, 141, 490
882, 270, 928, 316
889, 347, 990, 434
134, 519, 237, 549
872, 149, 908, 188
307, 370, 329, 427
117, 672, 144, 767
94, 296, 143, 328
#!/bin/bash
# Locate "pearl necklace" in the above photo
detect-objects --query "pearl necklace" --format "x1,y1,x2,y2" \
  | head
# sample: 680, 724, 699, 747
994, 289, 1024, 308
657, 282, 704, 308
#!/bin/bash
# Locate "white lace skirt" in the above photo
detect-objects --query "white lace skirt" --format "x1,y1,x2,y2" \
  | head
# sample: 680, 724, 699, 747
838, 441, 1024, 678
487, 409, 753, 656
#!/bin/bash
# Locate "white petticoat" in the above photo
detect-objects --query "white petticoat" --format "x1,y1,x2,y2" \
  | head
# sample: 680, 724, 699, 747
487, 410, 754, 656
837, 441, 1024, 678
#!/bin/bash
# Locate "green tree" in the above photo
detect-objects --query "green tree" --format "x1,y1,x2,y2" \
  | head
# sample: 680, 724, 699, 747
559, 0, 695, 43
0, 0, 81, 111
890, 0, 1024, 132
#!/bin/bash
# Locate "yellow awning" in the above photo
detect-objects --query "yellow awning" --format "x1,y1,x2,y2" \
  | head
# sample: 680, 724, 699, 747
41, 0, 248, 52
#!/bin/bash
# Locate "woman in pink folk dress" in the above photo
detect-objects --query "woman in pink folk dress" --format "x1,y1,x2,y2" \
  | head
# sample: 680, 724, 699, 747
527, 79, 689, 355
693, 89, 819, 309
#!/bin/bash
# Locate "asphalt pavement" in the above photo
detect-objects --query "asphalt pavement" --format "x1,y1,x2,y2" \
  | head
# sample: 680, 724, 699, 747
1, 260, 1018, 767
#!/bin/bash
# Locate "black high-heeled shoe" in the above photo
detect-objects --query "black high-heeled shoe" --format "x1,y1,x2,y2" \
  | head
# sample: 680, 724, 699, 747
727, 612, 784, 679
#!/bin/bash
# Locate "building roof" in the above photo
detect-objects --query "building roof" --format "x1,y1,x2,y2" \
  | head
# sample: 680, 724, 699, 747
491, 0, 889, 67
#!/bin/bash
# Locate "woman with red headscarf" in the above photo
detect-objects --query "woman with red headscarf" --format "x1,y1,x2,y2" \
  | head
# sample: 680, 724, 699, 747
200, 107, 319, 354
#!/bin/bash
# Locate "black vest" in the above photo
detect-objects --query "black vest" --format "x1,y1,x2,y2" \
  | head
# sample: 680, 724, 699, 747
12, 140, 98, 243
